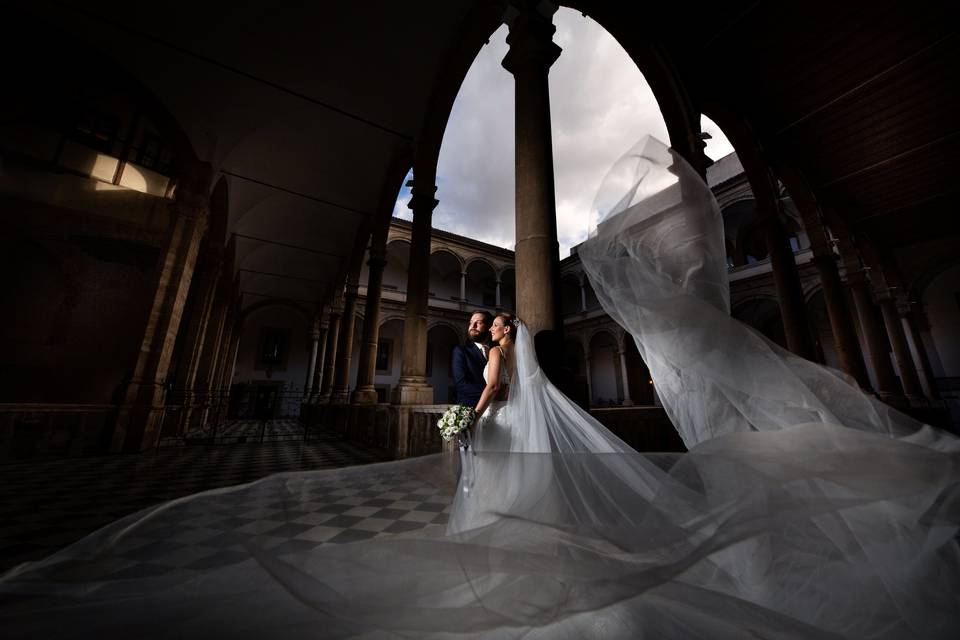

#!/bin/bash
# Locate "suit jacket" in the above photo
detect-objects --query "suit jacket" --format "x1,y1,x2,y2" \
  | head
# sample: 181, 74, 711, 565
451, 342, 487, 408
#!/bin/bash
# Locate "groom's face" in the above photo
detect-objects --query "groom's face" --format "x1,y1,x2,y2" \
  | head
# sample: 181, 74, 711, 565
467, 313, 490, 343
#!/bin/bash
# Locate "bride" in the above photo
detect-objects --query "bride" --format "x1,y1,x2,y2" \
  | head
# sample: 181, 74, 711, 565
1, 137, 958, 639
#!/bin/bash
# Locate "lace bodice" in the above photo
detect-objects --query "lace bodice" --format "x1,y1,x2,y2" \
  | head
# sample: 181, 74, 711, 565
482, 346, 510, 386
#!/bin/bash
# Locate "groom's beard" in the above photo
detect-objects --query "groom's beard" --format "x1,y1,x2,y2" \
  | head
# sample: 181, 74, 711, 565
469, 332, 489, 344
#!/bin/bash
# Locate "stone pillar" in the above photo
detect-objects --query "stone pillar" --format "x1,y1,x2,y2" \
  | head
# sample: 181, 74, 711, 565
330, 285, 360, 404
353, 251, 389, 404
579, 280, 587, 312
392, 184, 437, 405
210, 300, 237, 392
846, 270, 904, 403
502, 2, 565, 381
217, 318, 242, 391
758, 214, 815, 360
902, 308, 941, 400
810, 255, 871, 388
303, 320, 321, 398
618, 348, 634, 406
584, 350, 593, 406
172, 246, 223, 434
112, 172, 210, 452
460, 271, 467, 303
877, 293, 925, 402
495, 278, 501, 308
309, 321, 329, 400
319, 310, 342, 400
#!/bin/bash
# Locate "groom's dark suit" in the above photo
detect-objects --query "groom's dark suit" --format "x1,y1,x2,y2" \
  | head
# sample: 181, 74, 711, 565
451, 341, 487, 408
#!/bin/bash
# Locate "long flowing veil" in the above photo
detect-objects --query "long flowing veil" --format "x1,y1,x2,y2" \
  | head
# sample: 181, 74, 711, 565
1, 137, 958, 639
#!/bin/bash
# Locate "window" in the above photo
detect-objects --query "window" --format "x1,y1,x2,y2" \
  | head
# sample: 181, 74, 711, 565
72, 108, 119, 154
256, 327, 290, 371
375, 339, 392, 374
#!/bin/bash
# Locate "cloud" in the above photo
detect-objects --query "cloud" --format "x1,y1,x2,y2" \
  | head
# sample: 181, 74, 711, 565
405, 8, 731, 258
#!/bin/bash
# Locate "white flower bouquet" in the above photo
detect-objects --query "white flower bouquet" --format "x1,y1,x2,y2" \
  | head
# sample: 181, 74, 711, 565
437, 404, 476, 443
438, 404, 477, 494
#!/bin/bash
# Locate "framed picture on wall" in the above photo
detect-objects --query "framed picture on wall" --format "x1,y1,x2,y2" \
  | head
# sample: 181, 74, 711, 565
256, 327, 290, 371
375, 339, 392, 373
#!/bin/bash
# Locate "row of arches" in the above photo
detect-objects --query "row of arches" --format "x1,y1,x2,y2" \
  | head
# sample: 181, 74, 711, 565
371, 239, 518, 310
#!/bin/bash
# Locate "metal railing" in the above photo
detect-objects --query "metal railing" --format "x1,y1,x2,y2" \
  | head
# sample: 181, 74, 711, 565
156, 387, 308, 447
0, 403, 116, 462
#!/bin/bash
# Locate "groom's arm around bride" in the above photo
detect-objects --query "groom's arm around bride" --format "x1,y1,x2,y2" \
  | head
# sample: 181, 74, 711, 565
452, 343, 485, 408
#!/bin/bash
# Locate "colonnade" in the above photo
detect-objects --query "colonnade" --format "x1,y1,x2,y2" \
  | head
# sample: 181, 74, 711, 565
298, 1, 943, 420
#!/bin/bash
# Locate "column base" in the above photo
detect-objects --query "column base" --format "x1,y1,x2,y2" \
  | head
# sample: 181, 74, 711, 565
391, 378, 434, 405
877, 391, 909, 410
329, 390, 351, 405
351, 387, 380, 405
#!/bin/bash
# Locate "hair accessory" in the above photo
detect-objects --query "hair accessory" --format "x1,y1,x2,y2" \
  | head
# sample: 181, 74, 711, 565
512, 319, 521, 327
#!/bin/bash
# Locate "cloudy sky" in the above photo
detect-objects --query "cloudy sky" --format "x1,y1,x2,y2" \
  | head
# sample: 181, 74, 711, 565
393, 8, 733, 257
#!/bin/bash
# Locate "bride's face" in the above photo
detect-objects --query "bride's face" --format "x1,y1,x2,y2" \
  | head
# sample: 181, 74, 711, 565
490, 317, 509, 343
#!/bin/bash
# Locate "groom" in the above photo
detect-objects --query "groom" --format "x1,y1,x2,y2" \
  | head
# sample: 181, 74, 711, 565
452, 310, 492, 408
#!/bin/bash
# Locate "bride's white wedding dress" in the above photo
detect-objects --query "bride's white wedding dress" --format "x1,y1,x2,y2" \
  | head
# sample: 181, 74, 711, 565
1, 137, 958, 639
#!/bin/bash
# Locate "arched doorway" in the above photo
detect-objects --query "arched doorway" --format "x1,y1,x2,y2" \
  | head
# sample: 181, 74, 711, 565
427, 323, 462, 404
429, 250, 462, 303
464, 259, 498, 309
624, 337, 654, 406
589, 331, 621, 406
373, 318, 406, 403
499, 268, 516, 311
383, 240, 411, 294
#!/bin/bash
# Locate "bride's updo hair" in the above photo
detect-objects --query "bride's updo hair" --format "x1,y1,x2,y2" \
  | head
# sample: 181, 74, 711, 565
495, 311, 518, 340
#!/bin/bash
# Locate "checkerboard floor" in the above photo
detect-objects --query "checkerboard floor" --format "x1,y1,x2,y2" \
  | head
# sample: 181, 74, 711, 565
213, 418, 305, 441
0, 430, 397, 573
22, 464, 458, 582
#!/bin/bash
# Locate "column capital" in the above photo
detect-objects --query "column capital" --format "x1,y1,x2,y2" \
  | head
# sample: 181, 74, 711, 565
501, 2, 561, 75
344, 282, 360, 298
407, 183, 439, 215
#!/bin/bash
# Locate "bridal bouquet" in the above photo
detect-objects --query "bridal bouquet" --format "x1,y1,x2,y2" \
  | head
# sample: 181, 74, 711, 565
437, 405, 476, 443
438, 405, 477, 494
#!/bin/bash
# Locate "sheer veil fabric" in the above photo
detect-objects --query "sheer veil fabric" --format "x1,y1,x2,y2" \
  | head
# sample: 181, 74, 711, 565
2, 137, 958, 639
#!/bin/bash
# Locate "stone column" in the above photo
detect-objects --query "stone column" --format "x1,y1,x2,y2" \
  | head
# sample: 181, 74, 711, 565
303, 320, 321, 398
495, 278, 501, 308
330, 286, 360, 404
209, 299, 237, 393
580, 280, 587, 312
217, 317, 242, 391
877, 292, 925, 402
309, 321, 329, 400
901, 308, 941, 400
618, 348, 634, 406
112, 172, 211, 452
584, 350, 593, 407
811, 255, 871, 388
392, 184, 437, 405
460, 271, 467, 303
758, 214, 815, 360
502, 2, 565, 381
846, 269, 903, 403
319, 310, 342, 400
172, 246, 223, 434
353, 250, 389, 404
